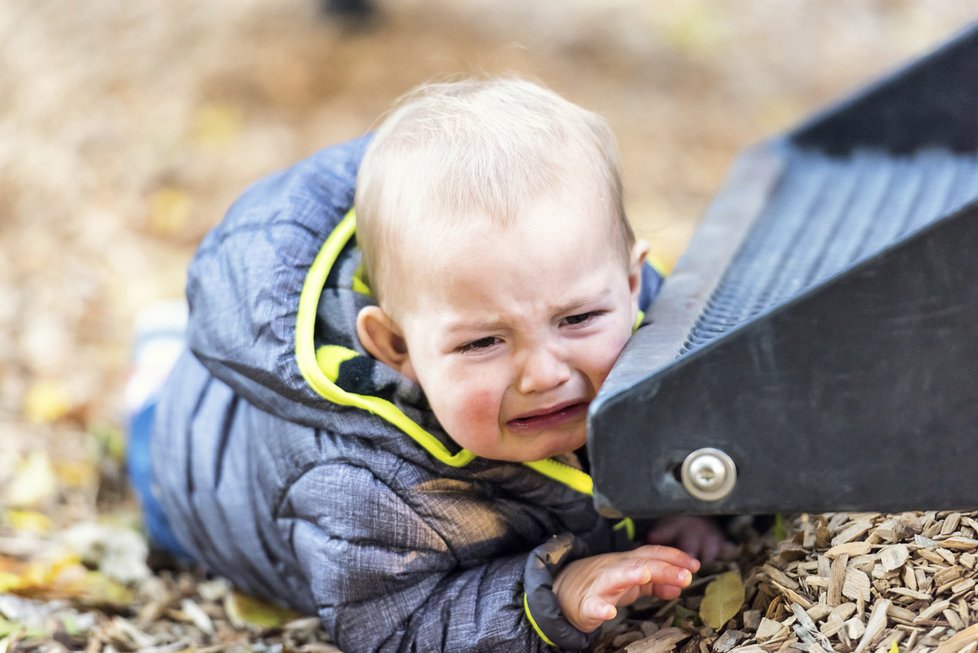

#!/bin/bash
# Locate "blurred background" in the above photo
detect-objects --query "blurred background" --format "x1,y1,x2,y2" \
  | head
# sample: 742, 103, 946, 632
0, 0, 975, 598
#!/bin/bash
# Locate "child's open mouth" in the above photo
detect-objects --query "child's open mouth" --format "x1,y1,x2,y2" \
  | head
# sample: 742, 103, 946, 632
507, 401, 589, 431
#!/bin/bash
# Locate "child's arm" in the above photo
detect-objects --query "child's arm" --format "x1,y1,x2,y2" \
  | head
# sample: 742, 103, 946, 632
282, 460, 569, 652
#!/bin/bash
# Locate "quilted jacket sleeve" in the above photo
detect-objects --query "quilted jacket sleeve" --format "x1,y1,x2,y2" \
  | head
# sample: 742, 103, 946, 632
277, 459, 593, 653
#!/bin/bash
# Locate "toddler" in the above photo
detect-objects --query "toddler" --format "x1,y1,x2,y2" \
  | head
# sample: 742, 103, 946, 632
136, 78, 729, 652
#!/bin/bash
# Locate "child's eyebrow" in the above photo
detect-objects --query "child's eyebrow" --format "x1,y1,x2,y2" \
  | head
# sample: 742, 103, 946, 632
444, 289, 614, 333
549, 288, 613, 314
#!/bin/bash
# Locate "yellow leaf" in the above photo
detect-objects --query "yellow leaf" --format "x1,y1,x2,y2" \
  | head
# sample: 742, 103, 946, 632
191, 104, 243, 148
3, 509, 53, 534
699, 570, 745, 630
4, 451, 58, 508
0, 572, 23, 592
148, 187, 193, 236
77, 570, 135, 607
225, 591, 303, 630
53, 460, 97, 488
890, 641, 899, 653
23, 381, 72, 424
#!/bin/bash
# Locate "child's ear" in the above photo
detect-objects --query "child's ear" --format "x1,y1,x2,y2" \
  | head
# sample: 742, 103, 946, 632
628, 239, 650, 302
356, 306, 418, 382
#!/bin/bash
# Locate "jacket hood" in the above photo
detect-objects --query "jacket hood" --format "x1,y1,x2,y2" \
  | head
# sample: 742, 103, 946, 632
184, 136, 470, 461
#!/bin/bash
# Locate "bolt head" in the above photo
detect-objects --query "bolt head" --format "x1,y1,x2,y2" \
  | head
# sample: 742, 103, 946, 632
680, 448, 737, 502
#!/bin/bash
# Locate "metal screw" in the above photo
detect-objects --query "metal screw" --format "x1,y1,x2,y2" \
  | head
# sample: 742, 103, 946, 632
680, 448, 737, 502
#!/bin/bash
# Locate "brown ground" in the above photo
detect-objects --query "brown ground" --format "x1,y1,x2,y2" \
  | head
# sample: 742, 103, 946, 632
1, 1, 976, 650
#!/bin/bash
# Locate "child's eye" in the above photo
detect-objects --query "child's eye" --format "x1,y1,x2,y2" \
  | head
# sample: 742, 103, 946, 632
458, 337, 500, 353
562, 311, 602, 327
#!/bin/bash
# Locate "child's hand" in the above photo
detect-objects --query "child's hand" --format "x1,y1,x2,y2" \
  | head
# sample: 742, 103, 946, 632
645, 516, 735, 564
551, 546, 699, 632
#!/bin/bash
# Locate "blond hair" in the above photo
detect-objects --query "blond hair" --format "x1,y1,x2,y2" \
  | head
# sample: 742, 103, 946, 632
355, 77, 634, 313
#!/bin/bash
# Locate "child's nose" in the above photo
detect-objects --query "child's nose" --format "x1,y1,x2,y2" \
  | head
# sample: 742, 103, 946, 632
517, 347, 571, 394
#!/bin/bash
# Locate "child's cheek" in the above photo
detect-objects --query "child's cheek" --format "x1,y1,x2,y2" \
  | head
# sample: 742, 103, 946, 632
459, 387, 499, 428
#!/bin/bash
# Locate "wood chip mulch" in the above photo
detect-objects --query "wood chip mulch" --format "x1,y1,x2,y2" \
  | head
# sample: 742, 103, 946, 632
594, 512, 978, 653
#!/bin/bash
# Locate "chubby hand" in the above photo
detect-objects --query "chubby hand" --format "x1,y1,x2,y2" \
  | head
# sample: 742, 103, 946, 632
552, 545, 699, 632
645, 516, 735, 564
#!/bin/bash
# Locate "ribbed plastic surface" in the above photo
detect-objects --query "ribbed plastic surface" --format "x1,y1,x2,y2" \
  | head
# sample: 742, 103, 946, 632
682, 148, 978, 354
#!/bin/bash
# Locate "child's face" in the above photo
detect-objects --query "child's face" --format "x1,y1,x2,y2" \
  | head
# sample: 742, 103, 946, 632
389, 192, 647, 462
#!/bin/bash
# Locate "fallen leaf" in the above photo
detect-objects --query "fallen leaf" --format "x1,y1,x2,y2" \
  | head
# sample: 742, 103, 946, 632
0, 554, 133, 608
148, 187, 193, 236
699, 570, 745, 630
191, 103, 244, 148
23, 380, 73, 424
224, 591, 303, 630
2, 510, 53, 535
61, 522, 151, 584
3, 452, 58, 509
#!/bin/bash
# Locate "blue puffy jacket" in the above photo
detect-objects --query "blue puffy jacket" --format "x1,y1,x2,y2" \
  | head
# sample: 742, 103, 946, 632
148, 137, 664, 652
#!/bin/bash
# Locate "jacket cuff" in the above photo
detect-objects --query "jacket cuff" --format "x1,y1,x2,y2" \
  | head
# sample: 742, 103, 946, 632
523, 533, 595, 651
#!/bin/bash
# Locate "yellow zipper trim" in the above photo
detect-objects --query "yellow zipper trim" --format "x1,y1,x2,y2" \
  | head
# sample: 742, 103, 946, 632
523, 593, 557, 647
295, 209, 475, 467
522, 459, 593, 496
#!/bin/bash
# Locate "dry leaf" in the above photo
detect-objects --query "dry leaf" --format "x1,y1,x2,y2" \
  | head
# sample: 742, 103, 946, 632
699, 570, 745, 630
61, 523, 151, 584
3, 452, 58, 509
2, 510, 53, 535
22, 381, 73, 424
224, 591, 303, 630
148, 187, 193, 236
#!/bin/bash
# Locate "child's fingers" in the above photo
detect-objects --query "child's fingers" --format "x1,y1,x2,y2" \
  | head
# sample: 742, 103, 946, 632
593, 562, 659, 596
636, 559, 694, 589
601, 559, 693, 596
581, 594, 617, 624
652, 583, 683, 601
633, 544, 701, 573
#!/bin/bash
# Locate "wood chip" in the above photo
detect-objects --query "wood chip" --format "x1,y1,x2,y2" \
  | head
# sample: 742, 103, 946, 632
755, 618, 783, 641
714, 629, 745, 653
743, 610, 761, 631
903, 563, 919, 591
886, 604, 917, 624
887, 586, 933, 601
880, 544, 910, 572
843, 568, 872, 603
772, 582, 813, 610
826, 542, 872, 559
915, 599, 952, 623
805, 604, 832, 621
940, 537, 978, 551
919, 548, 949, 564
828, 553, 848, 607
935, 566, 964, 587
845, 616, 866, 640
762, 565, 799, 590
624, 627, 691, 653
853, 598, 890, 653
943, 608, 965, 630
951, 578, 976, 595
832, 520, 874, 546
941, 513, 963, 536
935, 622, 978, 653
